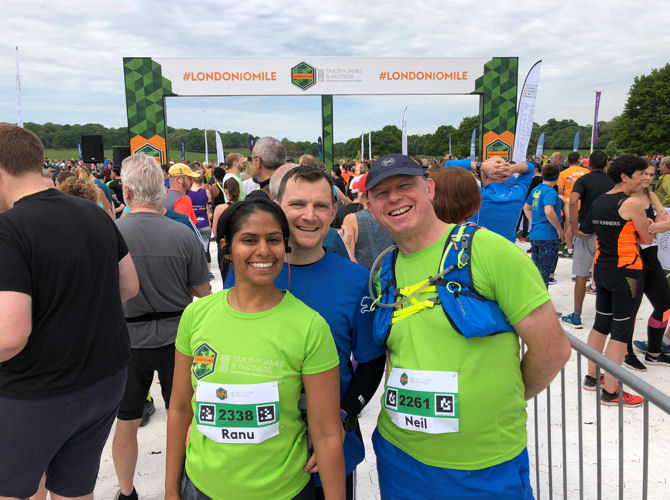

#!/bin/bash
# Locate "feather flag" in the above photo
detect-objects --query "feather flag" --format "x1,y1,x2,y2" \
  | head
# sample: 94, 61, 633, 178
215, 131, 225, 165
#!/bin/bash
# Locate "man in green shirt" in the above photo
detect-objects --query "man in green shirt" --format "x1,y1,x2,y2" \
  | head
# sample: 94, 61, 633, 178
365, 154, 571, 499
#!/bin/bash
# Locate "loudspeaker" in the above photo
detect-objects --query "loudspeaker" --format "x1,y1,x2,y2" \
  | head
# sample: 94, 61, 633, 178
113, 146, 131, 167
80, 135, 104, 163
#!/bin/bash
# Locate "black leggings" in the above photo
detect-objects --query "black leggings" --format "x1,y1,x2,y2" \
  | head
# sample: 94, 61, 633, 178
628, 247, 670, 354
593, 265, 645, 343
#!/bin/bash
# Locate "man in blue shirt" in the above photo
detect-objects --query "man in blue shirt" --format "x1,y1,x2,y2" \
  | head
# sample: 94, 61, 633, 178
445, 157, 534, 242
227, 165, 386, 499
523, 164, 564, 287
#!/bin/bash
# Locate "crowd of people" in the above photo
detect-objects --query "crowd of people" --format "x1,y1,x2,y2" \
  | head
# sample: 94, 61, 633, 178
0, 119, 667, 499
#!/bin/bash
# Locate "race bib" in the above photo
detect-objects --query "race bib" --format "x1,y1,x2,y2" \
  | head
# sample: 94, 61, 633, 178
384, 368, 459, 434
195, 380, 280, 444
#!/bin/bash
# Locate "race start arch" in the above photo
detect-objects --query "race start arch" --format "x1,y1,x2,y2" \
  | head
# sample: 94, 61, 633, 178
123, 57, 518, 167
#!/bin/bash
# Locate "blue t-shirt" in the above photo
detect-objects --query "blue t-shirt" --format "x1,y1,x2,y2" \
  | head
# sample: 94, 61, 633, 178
444, 159, 534, 242
323, 227, 350, 259
93, 178, 113, 205
526, 184, 562, 241
226, 251, 385, 481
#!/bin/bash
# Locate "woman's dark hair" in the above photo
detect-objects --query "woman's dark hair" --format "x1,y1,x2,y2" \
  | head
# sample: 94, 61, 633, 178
608, 154, 648, 183
223, 177, 241, 203
216, 198, 291, 282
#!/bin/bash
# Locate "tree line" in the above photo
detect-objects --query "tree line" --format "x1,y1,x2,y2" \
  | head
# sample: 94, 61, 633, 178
23, 62, 670, 160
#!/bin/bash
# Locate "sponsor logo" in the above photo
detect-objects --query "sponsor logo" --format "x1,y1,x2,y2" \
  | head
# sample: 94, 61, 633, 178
216, 387, 228, 400
400, 373, 409, 386
291, 62, 316, 90
192, 343, 218, 380
381, 157, 396, 167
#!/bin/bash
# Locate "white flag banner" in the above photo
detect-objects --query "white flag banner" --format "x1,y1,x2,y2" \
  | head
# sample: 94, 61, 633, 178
216, 131, 225, 165
16, 47, 23, 128
204, 129, 209, 164
512, 60, 541, 163
368, 130, 372, 160
401, 107, 408, 156
361, 133, 364, 161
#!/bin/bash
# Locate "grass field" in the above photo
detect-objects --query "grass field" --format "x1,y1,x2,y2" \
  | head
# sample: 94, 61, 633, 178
44, 148, 251, 164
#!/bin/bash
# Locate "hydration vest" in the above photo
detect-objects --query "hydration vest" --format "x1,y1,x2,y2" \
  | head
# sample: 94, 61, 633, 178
372, 223, 513, 345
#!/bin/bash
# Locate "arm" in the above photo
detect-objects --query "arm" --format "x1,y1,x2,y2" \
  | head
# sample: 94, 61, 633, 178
212, 203, 228, 239
514, 301, 572, 400
302, 367, 346, 500
341, 213, 359, 263
0, 291, 32, 363
339, 354, 385, 418
189, 282, 212, 298
335, 186, 352, 204
650, 191, 669, 221
165, 351, 194, 498
97, 187, 115, 220
569, 191, 585, 237
523, 203, 532, 226
118, 253, 139, 303
544, 204, 564, 241
619, 197, 653, 245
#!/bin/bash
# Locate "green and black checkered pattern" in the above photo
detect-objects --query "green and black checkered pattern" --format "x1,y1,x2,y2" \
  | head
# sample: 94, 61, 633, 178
473, 58, 518, 135
123, 58, 174, 139
321, 95, 333, 169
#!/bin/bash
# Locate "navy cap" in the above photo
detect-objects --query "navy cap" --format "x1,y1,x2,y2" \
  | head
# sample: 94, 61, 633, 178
365, 154, 425, 192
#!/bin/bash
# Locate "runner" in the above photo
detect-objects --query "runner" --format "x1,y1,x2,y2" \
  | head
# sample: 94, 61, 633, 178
582, 154, 652, 406
166, 198, 345, 499
365, 154, 570, 499
624, 163, 670, 369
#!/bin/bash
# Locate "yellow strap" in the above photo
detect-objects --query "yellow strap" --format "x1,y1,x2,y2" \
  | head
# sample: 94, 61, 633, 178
398, 282, 437, 297
392, 298, 437, 323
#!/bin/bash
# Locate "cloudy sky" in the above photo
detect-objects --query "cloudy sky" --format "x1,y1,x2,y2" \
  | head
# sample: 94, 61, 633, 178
2, 0, 668, 143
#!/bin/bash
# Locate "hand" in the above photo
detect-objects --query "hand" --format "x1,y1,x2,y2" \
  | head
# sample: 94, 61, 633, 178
649, 222, 659, 234
574, 229, 588, 238
557, 231, 565, 243
302, 422, 347, 473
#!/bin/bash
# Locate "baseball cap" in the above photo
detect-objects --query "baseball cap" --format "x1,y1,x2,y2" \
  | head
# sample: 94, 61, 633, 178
365, 154, 425, 192
168, 163, 200, 178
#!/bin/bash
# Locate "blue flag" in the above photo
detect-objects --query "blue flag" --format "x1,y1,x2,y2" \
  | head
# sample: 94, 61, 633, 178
317, 136, 323, 162
535, 132, 545, 158
449, 135, 452, 156
77, 139, 82, 160
180, 138, 185, 160
470, 129, 477, 161
249, 135, 255, 153
573, 130, 580, 152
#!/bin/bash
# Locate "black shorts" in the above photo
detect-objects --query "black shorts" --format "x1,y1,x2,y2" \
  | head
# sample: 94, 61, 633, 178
118, 343, 175, 420
593, 266, 645, 343
0, 368, 126, 498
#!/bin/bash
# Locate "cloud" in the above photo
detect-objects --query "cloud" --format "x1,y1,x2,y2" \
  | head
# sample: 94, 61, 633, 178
2, 0, 669, 143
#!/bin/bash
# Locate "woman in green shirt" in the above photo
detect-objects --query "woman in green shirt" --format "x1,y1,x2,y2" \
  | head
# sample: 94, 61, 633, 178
166, 198, 345, 499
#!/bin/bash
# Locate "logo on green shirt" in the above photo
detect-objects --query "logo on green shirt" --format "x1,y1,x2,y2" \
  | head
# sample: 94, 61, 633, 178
216, 387, 228, 400
400, 373, 408, 386
192, 343, 218, 380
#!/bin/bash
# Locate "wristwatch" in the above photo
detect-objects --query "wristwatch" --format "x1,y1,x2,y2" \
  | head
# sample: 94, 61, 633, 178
340, 410, 356, 432
475, 161, 482, 176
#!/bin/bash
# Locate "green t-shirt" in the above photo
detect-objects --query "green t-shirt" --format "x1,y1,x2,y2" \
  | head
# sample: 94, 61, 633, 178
175, 289, 339, 499
377, 226, 550, 470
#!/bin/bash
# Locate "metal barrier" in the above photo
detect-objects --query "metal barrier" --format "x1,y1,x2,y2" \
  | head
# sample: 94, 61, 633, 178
527, 331, 670, 499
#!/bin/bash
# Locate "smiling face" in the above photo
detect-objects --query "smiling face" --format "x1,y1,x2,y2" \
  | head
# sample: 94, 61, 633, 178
227, 209, 286, 287
279, 176, 335, 254
367, 174, 435, 239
